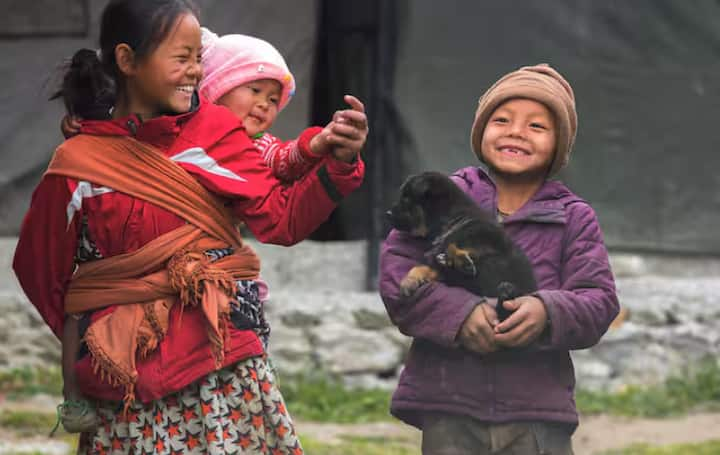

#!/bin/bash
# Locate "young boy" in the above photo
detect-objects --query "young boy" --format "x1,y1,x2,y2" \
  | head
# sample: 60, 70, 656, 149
379, 64, 619, 454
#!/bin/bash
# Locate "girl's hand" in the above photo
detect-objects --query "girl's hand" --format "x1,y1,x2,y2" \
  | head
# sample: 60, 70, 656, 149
61, 115, 82, 139
328, 95, 369, 163
458, 301, 499, 354
493, 296, 548, 348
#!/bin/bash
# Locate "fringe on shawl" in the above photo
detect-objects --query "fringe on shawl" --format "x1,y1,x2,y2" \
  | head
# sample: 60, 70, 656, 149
84, 330, 138, 417
86, 248, 240, 415
167, 249, 237, 367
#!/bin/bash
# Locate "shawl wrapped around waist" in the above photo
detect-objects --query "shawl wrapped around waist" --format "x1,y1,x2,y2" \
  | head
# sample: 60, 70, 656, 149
46, 134, 260, 410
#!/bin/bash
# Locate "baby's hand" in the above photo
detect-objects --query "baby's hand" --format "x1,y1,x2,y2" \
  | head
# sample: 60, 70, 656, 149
61, 115, 82, 139
308, 124, 335, 157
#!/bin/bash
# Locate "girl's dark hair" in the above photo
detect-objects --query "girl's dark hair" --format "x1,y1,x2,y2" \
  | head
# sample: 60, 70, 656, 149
52, 0, 198, 119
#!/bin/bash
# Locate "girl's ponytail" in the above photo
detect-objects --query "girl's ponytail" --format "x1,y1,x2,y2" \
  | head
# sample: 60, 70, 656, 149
51, 48, 115, 119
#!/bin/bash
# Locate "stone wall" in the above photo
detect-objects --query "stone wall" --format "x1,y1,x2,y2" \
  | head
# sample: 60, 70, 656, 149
2, 237, 719, 392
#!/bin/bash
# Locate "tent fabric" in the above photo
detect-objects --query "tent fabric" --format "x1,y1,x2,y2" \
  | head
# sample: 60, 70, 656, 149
1, 0, 88, 37
2, 0, 720, 255
392, 0, 720, 253
0, 0, 316, 236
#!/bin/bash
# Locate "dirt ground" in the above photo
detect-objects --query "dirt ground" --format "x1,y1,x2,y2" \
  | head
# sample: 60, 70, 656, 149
2, 395, 719, 454
573, 413, 720, 454
297, 412, 720, 455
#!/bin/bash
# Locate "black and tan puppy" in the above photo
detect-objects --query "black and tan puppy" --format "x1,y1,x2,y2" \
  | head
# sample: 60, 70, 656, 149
386, 171, 537, 321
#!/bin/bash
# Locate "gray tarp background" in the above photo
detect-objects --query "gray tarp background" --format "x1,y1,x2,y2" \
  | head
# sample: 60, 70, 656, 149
393, 0, 720, 254
0, 0, 316, 234
2, 0, 719, 255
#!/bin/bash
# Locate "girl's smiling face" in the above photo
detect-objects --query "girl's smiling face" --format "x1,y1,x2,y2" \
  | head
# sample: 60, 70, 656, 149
480, 98, 557, 180
120, 12, 203, 118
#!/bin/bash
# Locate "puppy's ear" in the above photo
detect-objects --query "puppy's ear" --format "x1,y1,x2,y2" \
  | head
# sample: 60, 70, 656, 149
421, 182, 435, 200
410, 176, 431, 199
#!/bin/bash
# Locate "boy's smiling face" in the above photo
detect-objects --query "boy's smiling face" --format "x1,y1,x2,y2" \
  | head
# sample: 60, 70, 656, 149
480, 98, 557, 180
216, 78, 281, 137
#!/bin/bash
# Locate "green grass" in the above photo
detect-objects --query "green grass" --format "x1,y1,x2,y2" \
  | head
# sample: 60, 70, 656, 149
602, 440, 720, 454
1, 358, 719, 426
0, 409, 58, 437
282, 374, 393, 423
282, 359, 720, 423
0, 409, 78, 454
0, 367, 63, 397
2, 373, 720, 455
577, 359, 720, 417
301, 435, 416, 455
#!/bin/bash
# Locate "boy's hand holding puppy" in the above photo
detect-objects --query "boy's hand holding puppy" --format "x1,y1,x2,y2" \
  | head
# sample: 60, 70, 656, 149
458, 301, 499, 354
492, 296, 548, 348
458, 296, 549, 353
459, 296, 548, 352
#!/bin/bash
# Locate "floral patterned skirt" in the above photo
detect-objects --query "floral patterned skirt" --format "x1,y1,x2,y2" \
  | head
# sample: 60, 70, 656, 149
78, 356, 303, 455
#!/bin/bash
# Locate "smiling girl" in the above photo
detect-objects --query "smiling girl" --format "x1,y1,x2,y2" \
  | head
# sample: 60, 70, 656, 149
14, 0, 366, 453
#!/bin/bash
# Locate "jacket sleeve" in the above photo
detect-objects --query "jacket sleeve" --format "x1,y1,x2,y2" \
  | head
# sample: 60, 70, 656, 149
378, 229, 484, 347
253, 127, 323, 183
534, 202, 620, 351
192, 129, 364, 246
13, 175, 79, 339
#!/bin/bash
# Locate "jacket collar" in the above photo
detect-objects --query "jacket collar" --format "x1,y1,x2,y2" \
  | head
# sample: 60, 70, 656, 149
452, 166, 581, 225
78, 92, 202, 148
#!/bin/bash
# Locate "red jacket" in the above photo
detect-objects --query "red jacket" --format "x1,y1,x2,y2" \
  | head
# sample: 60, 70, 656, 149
13, 99, 364, 401
254, 127, 324, 182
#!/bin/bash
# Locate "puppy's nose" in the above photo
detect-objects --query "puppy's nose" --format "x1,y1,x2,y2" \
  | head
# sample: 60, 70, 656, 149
385, 210, 402, 230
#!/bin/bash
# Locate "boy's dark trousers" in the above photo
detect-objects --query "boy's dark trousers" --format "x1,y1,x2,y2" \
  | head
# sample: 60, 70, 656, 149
421, 412, 574, 455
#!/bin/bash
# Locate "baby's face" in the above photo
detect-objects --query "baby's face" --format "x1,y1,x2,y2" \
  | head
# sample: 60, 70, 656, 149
216, 78, 282, 136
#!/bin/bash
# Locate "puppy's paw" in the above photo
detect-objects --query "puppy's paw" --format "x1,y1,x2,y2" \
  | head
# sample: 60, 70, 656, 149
496, 282, 518, 322
497, 281, 516, 301
400, 265, 439, 296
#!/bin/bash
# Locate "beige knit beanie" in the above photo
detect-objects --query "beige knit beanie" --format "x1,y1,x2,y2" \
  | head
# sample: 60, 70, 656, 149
470, 64, 577, 176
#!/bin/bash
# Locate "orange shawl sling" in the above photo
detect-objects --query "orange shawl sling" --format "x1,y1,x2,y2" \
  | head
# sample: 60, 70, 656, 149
46, 134, 260, 409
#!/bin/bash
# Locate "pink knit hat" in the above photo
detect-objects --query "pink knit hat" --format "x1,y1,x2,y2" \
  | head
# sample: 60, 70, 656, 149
199, 28, 296, 111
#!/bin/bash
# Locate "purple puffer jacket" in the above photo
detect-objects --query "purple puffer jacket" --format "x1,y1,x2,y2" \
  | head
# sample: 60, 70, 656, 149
379, 166, 619, 430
